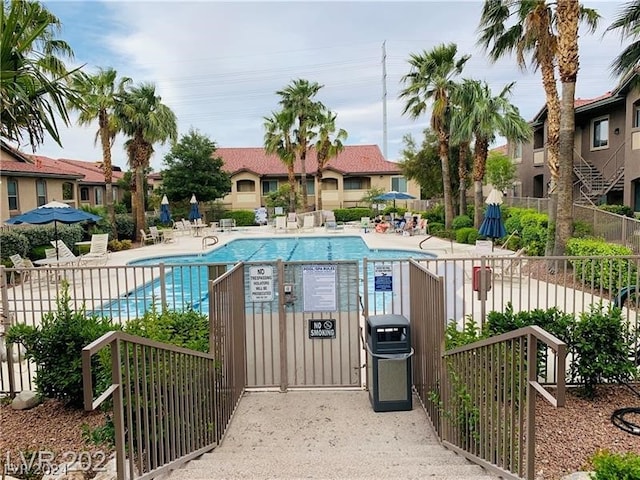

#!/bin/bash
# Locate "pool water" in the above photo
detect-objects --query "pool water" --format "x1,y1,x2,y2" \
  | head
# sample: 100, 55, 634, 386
101, 236, 432, 318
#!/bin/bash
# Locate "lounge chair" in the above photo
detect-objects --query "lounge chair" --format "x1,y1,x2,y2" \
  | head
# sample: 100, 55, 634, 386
286, 213, 299, 232
220, 218, 236, 233
80, 234, 110, 265
301, 215, 315, 232
324, 212, 344, 232
274, 216, 287, 233
9, 254, 30, 284
49, 240, 80, 265
149, 226, 163, 243
492, 248, 527, 281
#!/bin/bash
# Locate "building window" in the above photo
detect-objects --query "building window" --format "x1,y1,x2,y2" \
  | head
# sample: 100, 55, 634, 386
7, 179, 18, 210
344, 177, 371, 190
591, 116, 609, 149
237, 180, 256, 192
300, 179, 315, 195
95, 188, 104, 205
262, 180, 278, 195
511, 143, 522, 160
634, 102, 640, 128
62, 182, 74, 200
533, 127, 544, 150
36, 180, 47, 206
80, 187, 90, 201
391, 177, 407, 192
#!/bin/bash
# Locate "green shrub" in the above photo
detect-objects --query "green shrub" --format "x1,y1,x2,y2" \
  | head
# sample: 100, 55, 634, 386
452, 215, 473, 230
226, 209, 257, 226
445, 317, 483, 350
520, 212, 548, 256
424, 204, 445, 224
571, 303, 637, 397
6, 283, 117, 407
599, 204, 634, 218
429, 222, 445, 235
590, 450, 640, 479
503, 207, 540, 235
572, 220, 593, 238
334, 208, 375, 223
467, 229, 479, 245
502, 234, 522, 251
566, 238, 635, 293
124, 305, 209, 353
485, 303, 574, 345
115, 214, 135, 240
13, 224, 84, 253
108, 239, 132, 251
0, 230, 30, 260
455, 227, 478, 244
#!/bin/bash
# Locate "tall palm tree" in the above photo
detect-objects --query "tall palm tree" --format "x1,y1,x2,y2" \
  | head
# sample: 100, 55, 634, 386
1, 0, 79, 151
451, 80, 532, 228
607, 1, 640, 79
115, 83, 177, 239
400, 43, 469, 229
314, 110, 347, 211
449, 82, 475, 217
478, 0, 598, 254
264, 110, 297, 212
70, 68, 131, 238
276, 79, 325, 211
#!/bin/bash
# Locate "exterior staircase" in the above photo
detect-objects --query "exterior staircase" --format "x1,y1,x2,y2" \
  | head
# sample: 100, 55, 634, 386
167, 391, 500, 480
573, 145, 625, 204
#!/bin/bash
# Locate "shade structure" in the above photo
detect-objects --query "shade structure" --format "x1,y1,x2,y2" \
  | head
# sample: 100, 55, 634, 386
5, 201, 101, 259
189, 194, 201, 221
374, 191, 416, 208
478, 189, 507, 242
160, 195, 171, 224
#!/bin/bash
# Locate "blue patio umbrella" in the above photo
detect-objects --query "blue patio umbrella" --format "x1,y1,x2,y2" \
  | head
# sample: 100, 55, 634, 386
5, 200, 101, 259
189, 194, 201, 221
478, 189, 507, 245
374, 190, 416, 208
160, 195, 171, 224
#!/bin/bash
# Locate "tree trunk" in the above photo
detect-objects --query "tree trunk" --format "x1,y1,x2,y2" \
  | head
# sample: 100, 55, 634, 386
316, 169, 324, 211
554, 0, 579, 256
288, 167, 297, 213
472, 137, 489, 229
458, 142, 468, 216
438, 130, 454, 229
136, 166, 146, 241
300, 150, 308, 211
99, 119, 117, 241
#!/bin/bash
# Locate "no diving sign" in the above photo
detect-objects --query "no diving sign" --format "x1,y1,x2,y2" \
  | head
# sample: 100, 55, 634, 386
249, 265, 274, 302
308, 319, 336, 339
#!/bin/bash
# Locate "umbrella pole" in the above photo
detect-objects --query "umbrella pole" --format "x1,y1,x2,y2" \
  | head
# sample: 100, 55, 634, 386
55, 220, 59, 260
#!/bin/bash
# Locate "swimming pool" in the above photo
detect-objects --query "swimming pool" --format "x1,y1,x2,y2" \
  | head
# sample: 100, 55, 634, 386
99, 236, 433, 318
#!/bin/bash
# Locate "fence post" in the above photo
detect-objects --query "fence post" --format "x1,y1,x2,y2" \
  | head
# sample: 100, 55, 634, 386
0, 266, 16, 397
159, 263, 167, 308
526, 333, 537, 480
277, 260, 288, 392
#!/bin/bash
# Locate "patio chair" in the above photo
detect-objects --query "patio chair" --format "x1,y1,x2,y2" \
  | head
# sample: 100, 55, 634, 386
492, 248, 527, 281
286, 213, 299, 232
140, 230, 155, 245
9, 254, 30, 284
173, 220, 188, 236
50, 240, 80, 265
80, 234, 110, 265
274, 216, 287, 233
220, 218, 236, 233
300, 215, 315, 232
149, 226, 163, 243
324, 212, 344, 233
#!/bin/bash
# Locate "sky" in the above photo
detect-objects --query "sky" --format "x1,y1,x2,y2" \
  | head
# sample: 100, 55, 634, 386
32, 0, 630, 172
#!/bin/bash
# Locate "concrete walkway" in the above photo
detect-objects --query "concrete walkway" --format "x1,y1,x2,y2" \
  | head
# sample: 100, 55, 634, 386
168, 390, 500, 480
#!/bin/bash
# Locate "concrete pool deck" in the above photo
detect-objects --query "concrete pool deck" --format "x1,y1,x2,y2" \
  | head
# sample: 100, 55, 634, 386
106, 224, 513, 266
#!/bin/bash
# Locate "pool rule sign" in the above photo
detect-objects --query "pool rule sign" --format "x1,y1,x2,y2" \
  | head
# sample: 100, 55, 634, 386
249, 265, 274, 302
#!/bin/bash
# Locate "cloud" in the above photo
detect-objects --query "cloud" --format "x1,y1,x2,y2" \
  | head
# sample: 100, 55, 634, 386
36, 1, 630, 170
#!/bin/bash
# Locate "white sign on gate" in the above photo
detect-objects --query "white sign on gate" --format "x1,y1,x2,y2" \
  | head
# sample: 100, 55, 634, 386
249, 265, 274, 302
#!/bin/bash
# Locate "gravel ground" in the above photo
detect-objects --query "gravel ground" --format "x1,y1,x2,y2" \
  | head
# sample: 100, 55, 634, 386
2, 385, 639, 480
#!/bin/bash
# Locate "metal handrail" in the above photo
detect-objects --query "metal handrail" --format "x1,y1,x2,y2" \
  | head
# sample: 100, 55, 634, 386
442, 325, 566, 480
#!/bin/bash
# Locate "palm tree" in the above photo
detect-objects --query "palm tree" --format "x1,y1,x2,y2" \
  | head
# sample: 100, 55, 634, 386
451, 80, 531, 228
314, 110, 347, 211
399, 43, 469, 229
70, 68, 131, 238
449, 83, 474, 217
1, 0, 79, 151
115, 83, 177, 239
607, 1, 640, 79
276, 79, 325, 211
478, 0, 598, 254
264, 110, 297, 212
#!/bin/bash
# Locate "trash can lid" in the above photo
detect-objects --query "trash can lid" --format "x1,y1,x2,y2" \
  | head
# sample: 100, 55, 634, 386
367, 314, 409, 328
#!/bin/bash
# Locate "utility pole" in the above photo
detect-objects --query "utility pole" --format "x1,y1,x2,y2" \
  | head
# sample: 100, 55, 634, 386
382, 40, 388, 159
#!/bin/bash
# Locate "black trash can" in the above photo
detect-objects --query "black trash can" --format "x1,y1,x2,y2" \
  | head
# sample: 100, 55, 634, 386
366, 314, 413, 412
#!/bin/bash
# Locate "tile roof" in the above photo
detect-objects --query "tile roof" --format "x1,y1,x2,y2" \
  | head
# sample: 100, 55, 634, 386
574, 92, 613, 108
1, 143, 80, 178
490, 144, 508, 155
55, 158, 125, 184
217, 145, 400, 176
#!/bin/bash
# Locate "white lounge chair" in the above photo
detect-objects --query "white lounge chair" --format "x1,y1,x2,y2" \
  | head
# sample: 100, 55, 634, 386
286, 213, 299, 232
50, 240, 80, 265
9, 254, 30, 284
274, 216, 287, 233
301, 215, 315, 232
220, 218, 236, 232
149, 226, 163, 243
80, 234, 110, 265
